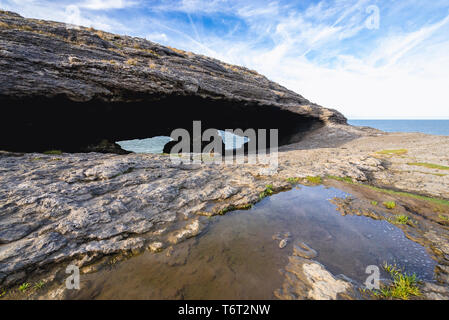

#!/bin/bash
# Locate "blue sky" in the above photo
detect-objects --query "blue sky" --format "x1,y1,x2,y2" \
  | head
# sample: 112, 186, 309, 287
2, 0, 449, 119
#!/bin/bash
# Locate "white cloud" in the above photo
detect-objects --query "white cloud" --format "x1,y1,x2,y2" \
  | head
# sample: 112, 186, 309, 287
165, 1, 449, 119
2, 0, 448, 118
77, 0, 138, 10
1, 0, 131, 31
146, 32, 168, 43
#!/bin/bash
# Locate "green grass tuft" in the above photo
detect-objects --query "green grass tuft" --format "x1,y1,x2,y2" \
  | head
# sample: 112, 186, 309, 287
388, 214, 410, 225
370, 200, 378, 206
383, 201, 396, 209
377, 263, 421, 300
305, 176, 322, 184
286, 177, 300, 184
407, 162, 449, 170
259, 184, 274, 199
34, 281, 45, 290
218, 205, 235, 215
18, 283, 30, 292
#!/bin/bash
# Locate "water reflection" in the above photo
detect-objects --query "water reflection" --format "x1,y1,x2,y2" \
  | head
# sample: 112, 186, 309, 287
68, 185, 435, 299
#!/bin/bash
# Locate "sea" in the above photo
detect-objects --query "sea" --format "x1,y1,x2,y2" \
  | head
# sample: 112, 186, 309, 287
348, 120, 449, 136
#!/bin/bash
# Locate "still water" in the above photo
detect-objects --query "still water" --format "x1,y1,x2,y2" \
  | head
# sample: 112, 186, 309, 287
68, 185, 435, 299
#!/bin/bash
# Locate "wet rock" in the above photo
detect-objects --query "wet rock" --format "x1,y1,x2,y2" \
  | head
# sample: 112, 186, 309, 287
40, 287, 69, 300
435, 264, 449, 284
168, 220, 201, 244
272, 233, 283, 241
165, 246, 174, 257
293, 241, 318, 259
81, 263, 103, 274
148, 242, 164, 253
279, 239, 288, 249
422, 282, 449, 300
275, 256, 357, 300
273, 231, 291, 249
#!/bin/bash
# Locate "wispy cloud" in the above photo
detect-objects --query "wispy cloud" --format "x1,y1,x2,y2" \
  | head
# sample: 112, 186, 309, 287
2, 0, 449, 118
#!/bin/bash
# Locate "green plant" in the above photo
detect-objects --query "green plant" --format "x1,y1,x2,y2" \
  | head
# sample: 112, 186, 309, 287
370, 200, 378, 206
327, 175, 353, 183
218, 205, 235, 215
325, 175, 449, 208
383, 201, 396, 209
364, 185, 449, 207
377, 263, 421, 300
305, 176, 322, 184
286, 177, 299, 184
376, 149, 408, 156
0, 289, 6, 298
43, 150, 62, 155
238, 203, 253, 210
407, 162, 449, 170
388, 215, 410, 225
439, 214, 449, 221
259, 184, 274, 199
18, 282, 30, 292
34, 281, 45, 290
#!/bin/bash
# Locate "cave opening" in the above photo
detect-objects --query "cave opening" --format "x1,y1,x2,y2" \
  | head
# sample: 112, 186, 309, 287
116, 136, 173, 154
116, 130, 250, 154
0, 94, 324, 154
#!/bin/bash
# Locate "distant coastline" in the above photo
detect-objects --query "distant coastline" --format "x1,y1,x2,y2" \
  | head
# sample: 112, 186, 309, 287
348, 119, 449, 136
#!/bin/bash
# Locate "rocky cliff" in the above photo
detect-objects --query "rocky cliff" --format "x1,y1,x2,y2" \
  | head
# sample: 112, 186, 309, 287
0, 10, 346, 153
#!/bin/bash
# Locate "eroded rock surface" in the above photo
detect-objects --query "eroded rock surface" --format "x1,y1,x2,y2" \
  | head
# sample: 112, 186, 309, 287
1, 129, 449, 293
0, 152, 285, 287
275, 244, 359, 300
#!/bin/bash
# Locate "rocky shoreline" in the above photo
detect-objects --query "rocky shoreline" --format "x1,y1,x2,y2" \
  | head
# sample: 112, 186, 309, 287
1, 10, 449, 300
1, 125, 449, 299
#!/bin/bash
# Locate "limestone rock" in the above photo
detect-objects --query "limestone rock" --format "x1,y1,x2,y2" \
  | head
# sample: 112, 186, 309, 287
0, 11, 347, 153
279, 239, 288, 249
275, 256, 357, 300
148, 242, 164, 253
293, 241, 318, 259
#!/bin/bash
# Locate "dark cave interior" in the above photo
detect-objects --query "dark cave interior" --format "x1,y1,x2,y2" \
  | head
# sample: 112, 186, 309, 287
0, 94, 324, 154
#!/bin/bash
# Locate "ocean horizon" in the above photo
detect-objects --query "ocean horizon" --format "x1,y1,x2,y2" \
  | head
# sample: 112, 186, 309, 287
348, 119, 449, 136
